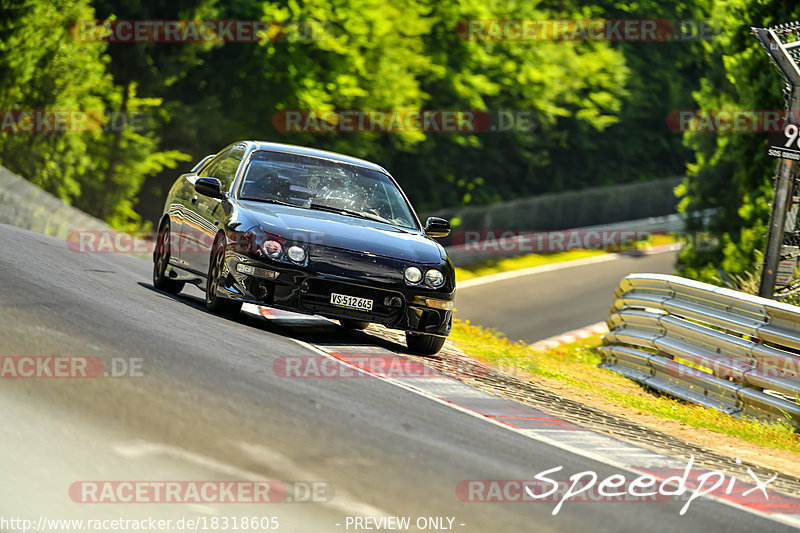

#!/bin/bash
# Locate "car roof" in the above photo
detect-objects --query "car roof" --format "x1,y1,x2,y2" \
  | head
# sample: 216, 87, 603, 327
246, 141, 389, 174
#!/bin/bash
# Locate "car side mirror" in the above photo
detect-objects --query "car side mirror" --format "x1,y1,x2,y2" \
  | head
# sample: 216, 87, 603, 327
195, 177, 224, 199
424, 217, 450, 238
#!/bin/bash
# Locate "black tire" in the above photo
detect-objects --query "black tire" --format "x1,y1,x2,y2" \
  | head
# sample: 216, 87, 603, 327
339, 318, 370, 330
206, 235, 242, 316
406, 332, 446, 355
153, 222, 185, 294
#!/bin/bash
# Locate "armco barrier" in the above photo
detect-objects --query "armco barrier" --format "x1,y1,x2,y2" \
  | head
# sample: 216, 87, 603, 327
423, 176, 683, 248
0, 166, 153, 259
444, 213, 685, 267
600, 273, 800, 428
0, 166, 113, 238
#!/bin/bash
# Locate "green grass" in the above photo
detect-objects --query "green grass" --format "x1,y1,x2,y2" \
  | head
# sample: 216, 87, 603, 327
455, 249, 605, 282
449, 319, 800, 455
454, 234, 675, 282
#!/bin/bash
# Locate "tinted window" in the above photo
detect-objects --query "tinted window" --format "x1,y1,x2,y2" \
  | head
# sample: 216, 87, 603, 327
238, 150, 418, 230
200, 145, 245, 191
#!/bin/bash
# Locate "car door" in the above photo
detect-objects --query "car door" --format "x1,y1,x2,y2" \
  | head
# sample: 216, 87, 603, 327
184, 144, 246, 275
169, 155, 218, 271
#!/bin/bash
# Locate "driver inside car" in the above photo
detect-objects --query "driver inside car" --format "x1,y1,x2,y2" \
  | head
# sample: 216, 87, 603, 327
241, 167, 292, 202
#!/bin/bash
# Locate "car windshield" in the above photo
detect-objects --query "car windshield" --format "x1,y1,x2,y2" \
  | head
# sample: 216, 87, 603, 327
237, 150, 418, 230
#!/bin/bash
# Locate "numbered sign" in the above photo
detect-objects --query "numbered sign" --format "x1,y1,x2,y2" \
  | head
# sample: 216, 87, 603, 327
768, 119, 800, 160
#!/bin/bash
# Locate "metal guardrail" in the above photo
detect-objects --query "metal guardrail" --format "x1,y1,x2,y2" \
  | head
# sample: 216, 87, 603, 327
0, 166, 113, 238
445, 213, 687, 267
600, 273, 800, 428
426, 176, 683, 248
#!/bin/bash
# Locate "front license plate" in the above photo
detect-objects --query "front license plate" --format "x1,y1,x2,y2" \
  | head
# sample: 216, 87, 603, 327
330, 293, 373, 311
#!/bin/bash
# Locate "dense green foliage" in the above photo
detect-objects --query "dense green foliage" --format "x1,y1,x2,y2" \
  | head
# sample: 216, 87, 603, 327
7, 0, 793, 284
677, 0, 800, 284
0, 0, 191, 229
0, 0, 714, 230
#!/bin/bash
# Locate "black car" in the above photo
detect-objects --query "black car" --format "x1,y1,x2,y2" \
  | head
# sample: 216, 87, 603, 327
153, 141, 455, 355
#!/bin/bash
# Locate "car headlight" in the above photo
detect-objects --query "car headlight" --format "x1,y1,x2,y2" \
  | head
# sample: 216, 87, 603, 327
404, 266, 423, 284
425, 269, 445, 288
262, 240, 283, 259
286, 245, 306, 263
423, 297, 453, 310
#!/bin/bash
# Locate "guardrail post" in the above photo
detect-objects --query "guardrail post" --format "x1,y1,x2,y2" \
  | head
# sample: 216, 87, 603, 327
760, 103, 799, 298
753, 24, 800, 298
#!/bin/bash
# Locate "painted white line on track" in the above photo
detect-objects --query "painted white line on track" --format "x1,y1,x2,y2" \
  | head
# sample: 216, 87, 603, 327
234, 441, 391, 517
247, 295, 800, 526
115, 440, 270, 480
264, 318, 800, 527
457, 244, 681, 290
114, 439, 392, 518
457, 254, 618, 290
530, 321, 609, 350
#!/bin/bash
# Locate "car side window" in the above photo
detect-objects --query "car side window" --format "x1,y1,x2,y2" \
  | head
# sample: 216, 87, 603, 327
210, 145, 245, 191
198, 150, 227, 178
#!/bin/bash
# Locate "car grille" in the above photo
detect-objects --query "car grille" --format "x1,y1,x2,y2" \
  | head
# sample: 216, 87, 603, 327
308, 247, 406, 285
301, 278, 405, 320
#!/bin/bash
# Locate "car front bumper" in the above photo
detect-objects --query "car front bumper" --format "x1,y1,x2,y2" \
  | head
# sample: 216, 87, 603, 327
218, 254, 454, 337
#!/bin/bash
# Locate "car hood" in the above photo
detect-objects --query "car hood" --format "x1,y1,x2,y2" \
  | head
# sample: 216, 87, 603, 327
238, 200, 445, 264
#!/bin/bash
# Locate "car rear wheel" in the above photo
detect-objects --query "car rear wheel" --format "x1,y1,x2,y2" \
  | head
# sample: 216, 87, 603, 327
153, 222, 185, 294
406, 332, 446, 355
339, 318, 369, 330
206, 235, 242, 316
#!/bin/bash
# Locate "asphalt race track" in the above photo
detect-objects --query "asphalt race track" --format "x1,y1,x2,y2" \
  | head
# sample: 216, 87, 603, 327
454, 251, 678, 344
1, 224, 796, 532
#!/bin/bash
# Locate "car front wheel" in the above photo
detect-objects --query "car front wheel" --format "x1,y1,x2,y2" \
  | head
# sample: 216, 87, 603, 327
206, 235, 242, 316
406, 332, 446, 355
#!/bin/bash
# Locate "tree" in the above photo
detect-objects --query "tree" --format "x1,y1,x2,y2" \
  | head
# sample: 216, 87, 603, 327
676, 0, 800, 283
0, 0, 191, 230
138, 0, 631, 218
0, 0, 114, 201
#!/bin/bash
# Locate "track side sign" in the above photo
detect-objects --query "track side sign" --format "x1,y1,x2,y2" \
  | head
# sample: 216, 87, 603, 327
768, 113, 800, 160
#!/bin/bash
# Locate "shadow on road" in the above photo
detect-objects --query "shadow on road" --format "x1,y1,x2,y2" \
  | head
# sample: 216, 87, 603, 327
137, 281, 411, 355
